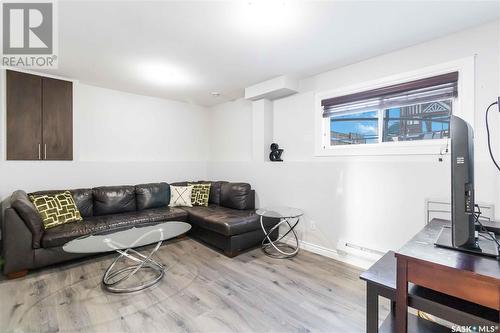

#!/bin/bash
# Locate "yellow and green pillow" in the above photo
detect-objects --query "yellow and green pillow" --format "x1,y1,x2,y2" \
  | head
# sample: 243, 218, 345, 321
189, 183, 211, 207
29, 191, 82, 229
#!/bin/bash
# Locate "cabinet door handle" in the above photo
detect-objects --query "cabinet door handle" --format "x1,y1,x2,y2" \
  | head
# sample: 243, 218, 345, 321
38, 143, 41, 160
44, 144, 47, 160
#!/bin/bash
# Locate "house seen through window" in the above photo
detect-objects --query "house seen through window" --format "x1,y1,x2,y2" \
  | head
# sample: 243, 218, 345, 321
322, 72, 457, 147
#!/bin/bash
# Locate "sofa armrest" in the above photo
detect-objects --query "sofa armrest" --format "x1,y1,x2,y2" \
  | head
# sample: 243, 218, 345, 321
10, 190, 44, 248
2, 208, 35, 275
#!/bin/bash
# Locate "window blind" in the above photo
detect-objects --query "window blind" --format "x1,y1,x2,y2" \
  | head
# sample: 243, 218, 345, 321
322, 72, 458, 118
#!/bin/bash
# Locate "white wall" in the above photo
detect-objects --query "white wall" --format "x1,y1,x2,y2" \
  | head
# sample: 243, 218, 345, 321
208, 21, 500, 262
209, 98, 252, 161
77, 84, 209, 162
0, 79, 209, 202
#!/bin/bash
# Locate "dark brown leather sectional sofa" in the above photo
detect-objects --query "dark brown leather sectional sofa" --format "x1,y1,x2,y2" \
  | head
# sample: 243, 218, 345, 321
2, 181, 278, 277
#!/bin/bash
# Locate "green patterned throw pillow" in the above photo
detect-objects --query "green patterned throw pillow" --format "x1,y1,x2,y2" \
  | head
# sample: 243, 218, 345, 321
29, 191, 83, 229
189, 183, 211, 207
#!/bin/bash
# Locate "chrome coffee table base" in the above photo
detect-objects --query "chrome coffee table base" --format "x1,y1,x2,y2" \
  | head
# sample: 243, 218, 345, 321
63, 221, 191, 293
103, 240, 165, 293
261, 216, 300, 259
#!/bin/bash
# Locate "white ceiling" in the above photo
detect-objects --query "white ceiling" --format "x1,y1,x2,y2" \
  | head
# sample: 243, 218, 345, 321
43, 1, 499, 107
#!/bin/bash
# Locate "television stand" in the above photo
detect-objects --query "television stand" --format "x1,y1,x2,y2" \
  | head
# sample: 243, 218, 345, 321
434, 225, 499, 258
394, 219, 500, 333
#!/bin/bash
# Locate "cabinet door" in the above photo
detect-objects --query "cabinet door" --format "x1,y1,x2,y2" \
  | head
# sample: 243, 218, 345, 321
7, 70, 43, 160
42, 77, 73, 160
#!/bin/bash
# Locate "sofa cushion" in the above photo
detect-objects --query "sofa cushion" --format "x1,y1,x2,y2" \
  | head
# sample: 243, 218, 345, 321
208, 181, 227, 205
10, 190, 44, 248
135, 183, 170, 210
182, 204, 259, 236
70, 189, 93, 217
93, 186, 136, 216
170, 181, 188, 187
30, 189, 93, 217
42, 207, 188, 248
220, 183, 253, 210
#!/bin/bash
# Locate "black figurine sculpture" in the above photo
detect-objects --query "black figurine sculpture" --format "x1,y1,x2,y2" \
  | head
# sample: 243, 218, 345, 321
269, 143, 284, 162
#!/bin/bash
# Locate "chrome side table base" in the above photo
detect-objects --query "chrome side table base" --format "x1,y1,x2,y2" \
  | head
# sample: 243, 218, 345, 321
103, 240, 165, 293
260, 216, 300, 259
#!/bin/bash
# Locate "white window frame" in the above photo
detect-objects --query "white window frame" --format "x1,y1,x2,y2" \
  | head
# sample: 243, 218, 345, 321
314, 57, 475, 157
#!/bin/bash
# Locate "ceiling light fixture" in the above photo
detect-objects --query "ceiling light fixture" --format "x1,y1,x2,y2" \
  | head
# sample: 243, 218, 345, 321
211, 91, 221, 97
137, 62, 192, 87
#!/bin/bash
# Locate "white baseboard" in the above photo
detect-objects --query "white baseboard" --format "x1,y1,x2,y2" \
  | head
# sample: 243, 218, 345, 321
282, 237, 380, 270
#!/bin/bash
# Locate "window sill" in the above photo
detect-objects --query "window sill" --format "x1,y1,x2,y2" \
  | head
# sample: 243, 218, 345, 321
314, 139, 449, 157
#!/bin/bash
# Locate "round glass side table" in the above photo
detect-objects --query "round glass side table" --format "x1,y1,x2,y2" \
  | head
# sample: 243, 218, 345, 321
256, 206, 303, 259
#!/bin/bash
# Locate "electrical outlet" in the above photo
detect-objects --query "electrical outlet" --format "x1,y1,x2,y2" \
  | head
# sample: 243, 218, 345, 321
310, 220, 317, 231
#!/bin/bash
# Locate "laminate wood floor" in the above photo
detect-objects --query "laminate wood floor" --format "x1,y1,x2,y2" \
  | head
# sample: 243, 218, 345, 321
0, 238, 388, 333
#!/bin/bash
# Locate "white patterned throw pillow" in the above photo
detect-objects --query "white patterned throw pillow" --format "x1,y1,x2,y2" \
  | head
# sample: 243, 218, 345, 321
169, 185, 193, 207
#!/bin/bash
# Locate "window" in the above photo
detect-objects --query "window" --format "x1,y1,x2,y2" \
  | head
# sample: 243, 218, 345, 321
330, 110, 378, 145
382, 100, 451, 142
321, 72, 458, 147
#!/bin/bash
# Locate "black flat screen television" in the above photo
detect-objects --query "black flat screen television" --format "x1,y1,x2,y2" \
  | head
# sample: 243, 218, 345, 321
434, 115, 499, 257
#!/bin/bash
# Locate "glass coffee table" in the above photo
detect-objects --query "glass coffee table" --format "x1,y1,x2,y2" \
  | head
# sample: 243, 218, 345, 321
63, 221, 191, 293
256, 206, 303, 259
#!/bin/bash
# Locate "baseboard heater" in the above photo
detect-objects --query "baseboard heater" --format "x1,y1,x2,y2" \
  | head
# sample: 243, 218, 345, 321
336, 239, 385, 260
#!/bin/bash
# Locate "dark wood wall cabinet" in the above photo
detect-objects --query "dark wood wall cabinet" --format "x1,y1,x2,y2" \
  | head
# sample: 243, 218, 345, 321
6, 70, 73, 160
